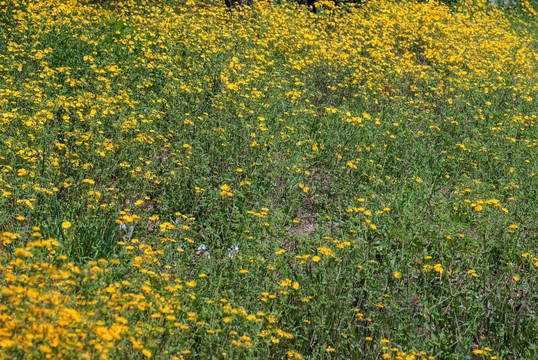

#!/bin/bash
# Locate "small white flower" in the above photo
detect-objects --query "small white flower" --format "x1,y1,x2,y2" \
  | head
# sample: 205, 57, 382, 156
127, 226, 134, 239
228, 245, 239, 258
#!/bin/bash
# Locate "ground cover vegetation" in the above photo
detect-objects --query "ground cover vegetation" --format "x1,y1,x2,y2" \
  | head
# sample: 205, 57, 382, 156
0, 0, 537, 358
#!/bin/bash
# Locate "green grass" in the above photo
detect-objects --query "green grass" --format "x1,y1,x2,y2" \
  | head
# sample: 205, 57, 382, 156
0, 0, 537, 358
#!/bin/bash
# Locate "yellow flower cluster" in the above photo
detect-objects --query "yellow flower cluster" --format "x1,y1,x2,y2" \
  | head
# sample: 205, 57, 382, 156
0, 0, 536, 358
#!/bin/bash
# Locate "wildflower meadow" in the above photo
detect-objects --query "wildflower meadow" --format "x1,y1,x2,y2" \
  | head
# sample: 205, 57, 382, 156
0, 0, 537, 358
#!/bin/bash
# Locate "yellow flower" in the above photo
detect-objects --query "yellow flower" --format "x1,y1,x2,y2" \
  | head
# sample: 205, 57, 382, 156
312, 256, 321, 262
94, 326, 114, 341
14, 248, 33, 258
220, 184, 233, 197
160, 222, 176, 231
280, 278, 292, 287
298, 183, 309, 193
467, 269, 479, 278
393, 271, 401, 279
62, 221, 72, 229
131, 337, 143, 350
0, 339, 15, 348
142, 349, 152, 358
